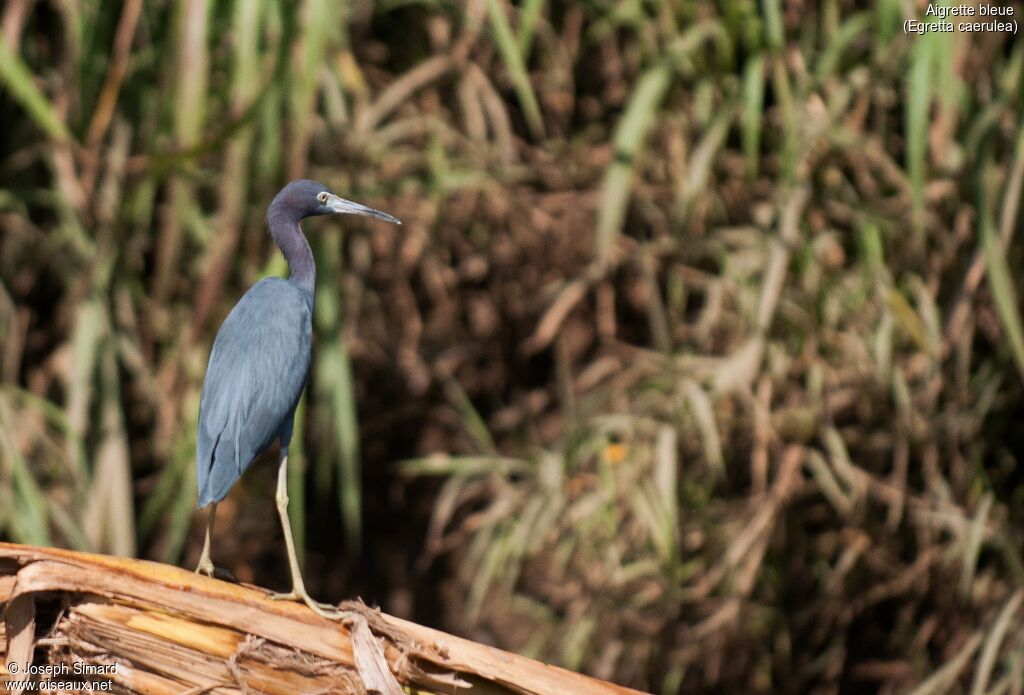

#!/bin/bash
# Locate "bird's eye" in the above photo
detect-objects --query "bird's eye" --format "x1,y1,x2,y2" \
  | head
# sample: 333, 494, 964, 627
317, 192, 329, 203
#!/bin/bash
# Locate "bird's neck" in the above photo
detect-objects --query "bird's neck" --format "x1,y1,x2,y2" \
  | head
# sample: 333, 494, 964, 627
268, 214, 316, 303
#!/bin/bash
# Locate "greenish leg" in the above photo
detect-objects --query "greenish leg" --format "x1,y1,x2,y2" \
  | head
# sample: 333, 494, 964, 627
269, 451, 349, 621
195, 502, 217, 576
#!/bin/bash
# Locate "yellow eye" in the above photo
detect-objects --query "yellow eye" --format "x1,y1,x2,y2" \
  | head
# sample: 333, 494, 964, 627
318, 192, 328, 203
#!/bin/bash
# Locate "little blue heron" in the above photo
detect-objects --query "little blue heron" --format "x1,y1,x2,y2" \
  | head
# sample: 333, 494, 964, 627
194, 179, 400, 619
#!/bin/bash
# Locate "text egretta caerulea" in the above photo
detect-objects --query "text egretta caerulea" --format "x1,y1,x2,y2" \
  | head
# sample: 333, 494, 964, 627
194, 179, 400, 618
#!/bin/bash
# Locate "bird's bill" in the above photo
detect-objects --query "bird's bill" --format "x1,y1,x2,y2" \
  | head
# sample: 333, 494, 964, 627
324, 193, 402, 225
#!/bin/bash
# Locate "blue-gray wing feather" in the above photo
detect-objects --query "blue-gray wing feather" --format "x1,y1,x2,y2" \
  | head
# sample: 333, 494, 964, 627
196, 278, 312, 507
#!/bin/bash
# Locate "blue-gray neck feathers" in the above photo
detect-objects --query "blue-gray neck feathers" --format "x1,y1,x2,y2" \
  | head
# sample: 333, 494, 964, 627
266, 183, 321, 305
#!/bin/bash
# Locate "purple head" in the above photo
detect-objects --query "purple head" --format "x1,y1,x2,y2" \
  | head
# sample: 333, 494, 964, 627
268, 179, 401, 225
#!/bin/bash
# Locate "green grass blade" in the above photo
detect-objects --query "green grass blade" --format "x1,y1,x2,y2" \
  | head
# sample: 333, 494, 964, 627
761, 0, 784, 50
161, 440, 199, 564
815, 13, 870, 83
981, 189, 1024, 383
288, 394, 308, 567
741, 54, 765, 178
316, 341, 363, 555
399, 455, 530, 477
83, 345, 136, 556
443, 379, 498, 455
0, 395, 51, 545
595, 62, 671, 266
287, 0, 336, 176
516, 0, 545, 57
485, 0, 545, 140
0, 34, 70, 140
906, 24, 934, 223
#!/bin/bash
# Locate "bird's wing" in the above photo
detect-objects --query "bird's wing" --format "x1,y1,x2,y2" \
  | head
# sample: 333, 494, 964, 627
195, 278, 312, 507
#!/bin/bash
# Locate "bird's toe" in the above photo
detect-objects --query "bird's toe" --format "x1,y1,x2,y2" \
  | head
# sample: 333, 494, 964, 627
269, 589, 348, 621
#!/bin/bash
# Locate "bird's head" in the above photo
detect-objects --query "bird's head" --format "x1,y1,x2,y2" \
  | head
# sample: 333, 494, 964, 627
270, 179, 401, 225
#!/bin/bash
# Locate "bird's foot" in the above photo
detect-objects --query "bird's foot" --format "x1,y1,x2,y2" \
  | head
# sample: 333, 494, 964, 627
269, 589, 353, 622
194, 558, 216, 577
194, 560, 237, 582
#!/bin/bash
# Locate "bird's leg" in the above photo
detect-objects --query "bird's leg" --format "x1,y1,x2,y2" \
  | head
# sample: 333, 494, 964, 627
269, 452, 351, 621
195, 503, 217, 576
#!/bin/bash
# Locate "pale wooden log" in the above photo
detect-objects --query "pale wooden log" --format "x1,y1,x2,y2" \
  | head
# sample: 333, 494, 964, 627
0, 543, 647, 695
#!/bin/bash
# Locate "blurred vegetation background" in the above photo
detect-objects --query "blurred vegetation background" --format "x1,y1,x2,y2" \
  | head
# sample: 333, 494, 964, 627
1, 0, 1023, 692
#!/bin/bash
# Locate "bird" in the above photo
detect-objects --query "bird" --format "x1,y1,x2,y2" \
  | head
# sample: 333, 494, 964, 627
193, 179, 400, 619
